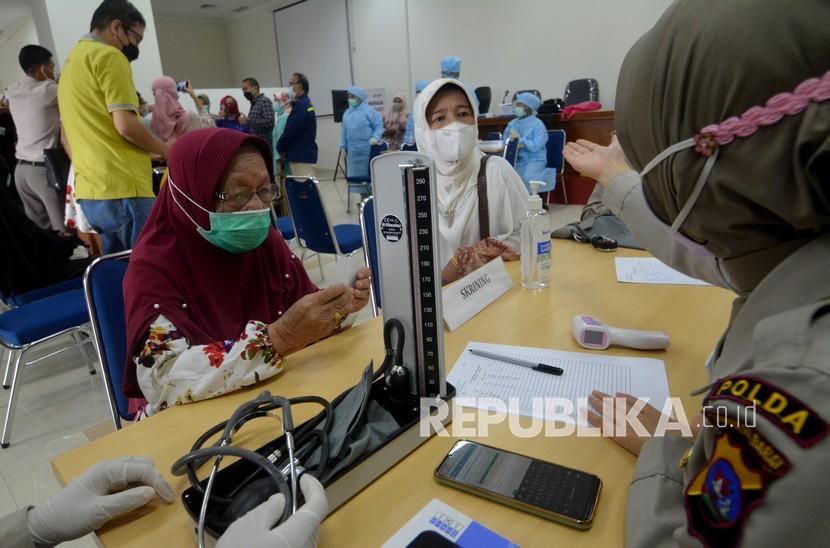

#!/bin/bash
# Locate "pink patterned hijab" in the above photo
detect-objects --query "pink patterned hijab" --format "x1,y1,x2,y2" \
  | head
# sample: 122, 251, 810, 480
150, 76, 188, 142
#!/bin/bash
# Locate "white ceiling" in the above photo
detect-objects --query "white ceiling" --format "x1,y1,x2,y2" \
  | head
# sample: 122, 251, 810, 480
151, 0, 283, 21
0, 0, 33, 35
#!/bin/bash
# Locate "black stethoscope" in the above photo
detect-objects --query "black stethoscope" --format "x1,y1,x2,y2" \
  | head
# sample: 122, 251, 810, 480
170, 319, 407, 546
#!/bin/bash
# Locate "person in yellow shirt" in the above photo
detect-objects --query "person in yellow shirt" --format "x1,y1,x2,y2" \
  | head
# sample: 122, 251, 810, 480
58, 0, 169, 253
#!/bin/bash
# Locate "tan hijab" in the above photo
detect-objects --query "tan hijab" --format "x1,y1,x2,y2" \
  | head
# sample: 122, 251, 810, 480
616, 0, 830, 293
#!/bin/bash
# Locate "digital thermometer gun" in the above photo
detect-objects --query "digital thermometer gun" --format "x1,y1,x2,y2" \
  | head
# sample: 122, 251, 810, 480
570, 315, 670, 351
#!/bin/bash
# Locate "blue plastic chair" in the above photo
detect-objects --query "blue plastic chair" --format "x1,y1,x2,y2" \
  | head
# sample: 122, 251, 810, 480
400, 143, 417, 152
545, 129, 567, 204
358, 197, 380, 316
0, 289, 94, 447
5, 277, 84, 308
275, 215, 296, 241
485, 131, 502, 142
285, 176, 363, 281
346, 142, 388, 213
83, 251, 133, 429
503, 137, 519, 167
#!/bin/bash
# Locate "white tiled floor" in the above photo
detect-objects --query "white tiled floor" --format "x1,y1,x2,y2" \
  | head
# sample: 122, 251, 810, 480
0, 170, 581, 546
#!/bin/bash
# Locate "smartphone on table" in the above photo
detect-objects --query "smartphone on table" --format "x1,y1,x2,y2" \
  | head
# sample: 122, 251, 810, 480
434, 440, 601, 530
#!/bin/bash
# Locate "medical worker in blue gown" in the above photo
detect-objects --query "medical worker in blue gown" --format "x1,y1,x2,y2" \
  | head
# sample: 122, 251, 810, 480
503, 92, 549, 187
341, 86, 383, 177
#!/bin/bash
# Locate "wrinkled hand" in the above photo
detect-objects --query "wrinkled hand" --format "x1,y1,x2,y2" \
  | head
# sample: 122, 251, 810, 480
269, 285, 353, 355
584, 391, 671, 456
563, 136, 630, 188
27, 457, 175, 545
217, 474, 328, 548
343, 266, 371, 315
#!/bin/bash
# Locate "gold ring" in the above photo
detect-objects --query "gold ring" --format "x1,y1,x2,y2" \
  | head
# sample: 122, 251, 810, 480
333, 311, 343, 323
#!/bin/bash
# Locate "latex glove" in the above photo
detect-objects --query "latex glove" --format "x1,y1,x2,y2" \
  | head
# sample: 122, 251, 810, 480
27, 456, 175, 545
509, 129, 520, 140
369, 138, 379, 145
217, 474, 329, 548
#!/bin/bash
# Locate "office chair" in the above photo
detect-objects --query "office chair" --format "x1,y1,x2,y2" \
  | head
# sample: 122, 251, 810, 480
83, 251, 133, 430
484, 132, 502, 142
540, 129, 567, 204
503, 138, 519, 167
400, 143, 417, 152
285, 176, 363, 281
475, 86, 492, 114
346, 142, 388, 213
0, 288, 95, 447
563, 79, 599, 106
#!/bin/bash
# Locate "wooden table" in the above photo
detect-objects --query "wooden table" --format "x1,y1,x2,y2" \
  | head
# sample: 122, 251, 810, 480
478, 111, 615, 205
53, 241, 734, 547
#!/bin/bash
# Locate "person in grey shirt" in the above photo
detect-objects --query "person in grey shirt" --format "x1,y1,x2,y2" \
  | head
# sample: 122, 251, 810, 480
5, 45, 64, 232
565, 0, 830, 546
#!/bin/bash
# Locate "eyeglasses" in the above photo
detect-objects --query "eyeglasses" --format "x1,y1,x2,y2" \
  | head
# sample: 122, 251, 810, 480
215, 184, 278, 208
125, 26, 144, 43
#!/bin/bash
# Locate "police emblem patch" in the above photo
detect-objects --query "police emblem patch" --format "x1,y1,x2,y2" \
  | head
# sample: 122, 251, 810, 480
685, 430, 789, 547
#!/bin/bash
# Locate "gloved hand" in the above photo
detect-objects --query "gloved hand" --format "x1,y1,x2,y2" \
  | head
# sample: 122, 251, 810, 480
27, 456, 175, 545
369, 138, 379, 145
509, 129, 520, 140
217, 474, 329, 548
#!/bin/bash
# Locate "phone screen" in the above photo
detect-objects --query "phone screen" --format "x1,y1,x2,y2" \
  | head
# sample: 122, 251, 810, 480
436, 440, 600, 523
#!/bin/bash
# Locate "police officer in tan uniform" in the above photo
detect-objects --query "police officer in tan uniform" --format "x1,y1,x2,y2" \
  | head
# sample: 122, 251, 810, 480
565, 0, 830, 545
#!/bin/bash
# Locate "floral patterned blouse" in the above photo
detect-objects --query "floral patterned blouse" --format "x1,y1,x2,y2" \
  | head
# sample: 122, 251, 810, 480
135, 314, 284, 415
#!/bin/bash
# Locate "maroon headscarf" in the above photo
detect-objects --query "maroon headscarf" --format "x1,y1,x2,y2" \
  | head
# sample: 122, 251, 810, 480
122, 128, 317, 397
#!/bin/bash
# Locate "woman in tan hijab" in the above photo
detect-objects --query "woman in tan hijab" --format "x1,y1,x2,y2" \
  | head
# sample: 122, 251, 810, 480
565, 0, 830, 545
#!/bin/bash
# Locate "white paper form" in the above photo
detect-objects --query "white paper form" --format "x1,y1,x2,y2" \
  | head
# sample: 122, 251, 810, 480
615, 257, 711, 286
447, 342, 671, 424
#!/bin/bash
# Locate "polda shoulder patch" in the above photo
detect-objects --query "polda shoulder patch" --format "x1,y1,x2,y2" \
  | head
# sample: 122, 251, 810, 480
706, 376, 828, 447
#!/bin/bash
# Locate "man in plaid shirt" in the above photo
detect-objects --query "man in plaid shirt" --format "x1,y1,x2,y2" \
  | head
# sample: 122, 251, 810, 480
241, 77, 274, 147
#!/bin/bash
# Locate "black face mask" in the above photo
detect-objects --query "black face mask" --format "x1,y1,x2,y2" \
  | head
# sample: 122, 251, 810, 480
243, 91, 254, 102
118, 27, 140, 62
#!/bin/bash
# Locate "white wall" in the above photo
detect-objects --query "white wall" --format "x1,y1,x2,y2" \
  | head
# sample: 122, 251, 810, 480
0, 17, 39, 93
154, 17, 233, 89
225, 9, 280, 87
30, 0, 165, 100
218, 0, 673, 170
405, 0, 672, 109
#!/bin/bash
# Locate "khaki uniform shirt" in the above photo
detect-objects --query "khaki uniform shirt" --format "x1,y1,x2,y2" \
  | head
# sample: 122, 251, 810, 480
604, 173, 830, 547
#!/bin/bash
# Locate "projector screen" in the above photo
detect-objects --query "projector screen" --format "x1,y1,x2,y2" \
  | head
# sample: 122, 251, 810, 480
274, 0, 353, 117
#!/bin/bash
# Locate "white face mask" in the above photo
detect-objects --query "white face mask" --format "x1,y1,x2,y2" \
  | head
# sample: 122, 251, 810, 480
428, 122, 477, 163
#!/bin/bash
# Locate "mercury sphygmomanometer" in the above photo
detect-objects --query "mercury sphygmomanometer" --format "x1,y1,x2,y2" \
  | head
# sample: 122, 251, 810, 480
174, 152, 454, 545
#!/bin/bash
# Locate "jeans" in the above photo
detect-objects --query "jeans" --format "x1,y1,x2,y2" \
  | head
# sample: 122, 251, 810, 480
78, 197, 155, 254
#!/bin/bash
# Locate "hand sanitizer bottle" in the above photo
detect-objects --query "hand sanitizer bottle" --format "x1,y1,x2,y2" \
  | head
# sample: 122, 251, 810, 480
520, 181, 551, 289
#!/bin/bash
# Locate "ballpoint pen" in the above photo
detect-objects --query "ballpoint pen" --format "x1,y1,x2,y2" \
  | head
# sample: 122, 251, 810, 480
468, 348, 564, 376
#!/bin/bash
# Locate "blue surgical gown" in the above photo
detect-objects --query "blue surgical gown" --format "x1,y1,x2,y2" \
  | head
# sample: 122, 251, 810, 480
504, 114, 549, 187
341, 102, 383, 178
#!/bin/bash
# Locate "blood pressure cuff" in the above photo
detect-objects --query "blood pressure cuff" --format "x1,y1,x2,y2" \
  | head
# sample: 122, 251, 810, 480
307, 363, 400, 483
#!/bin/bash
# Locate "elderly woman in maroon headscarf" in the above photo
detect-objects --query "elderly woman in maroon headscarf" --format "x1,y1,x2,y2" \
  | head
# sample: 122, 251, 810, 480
123, 128, 371, 415
563, 0, 829, 546
150, 76, 213, 143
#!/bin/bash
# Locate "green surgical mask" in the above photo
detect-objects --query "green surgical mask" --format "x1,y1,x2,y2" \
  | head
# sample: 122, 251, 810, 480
347, 98, 359, 108
168, 177, 272, 254
513, 106, 527, 118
